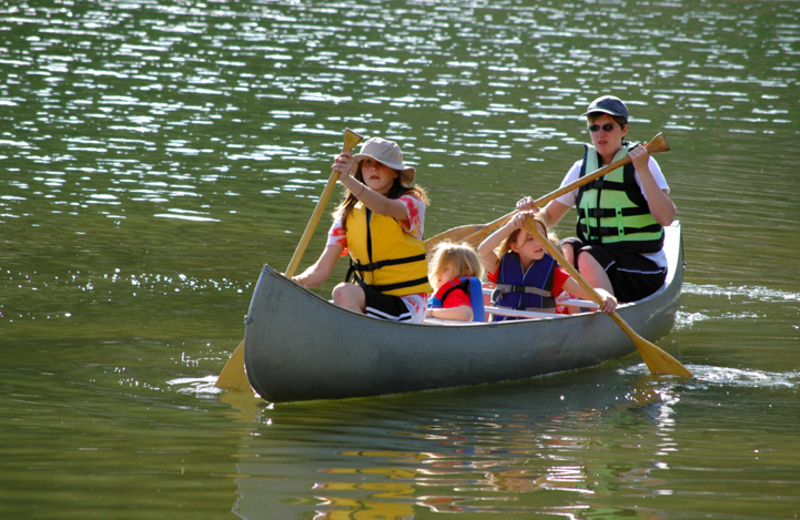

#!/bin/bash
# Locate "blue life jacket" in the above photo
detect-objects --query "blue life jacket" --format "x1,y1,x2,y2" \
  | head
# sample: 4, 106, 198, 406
428, 276, 485, 323
491, 252, 557, 322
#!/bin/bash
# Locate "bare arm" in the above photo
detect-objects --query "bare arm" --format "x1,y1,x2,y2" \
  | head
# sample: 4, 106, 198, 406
629, 146, 676, 226
516, 196, 572, 230
334, 152, 410, 223
291, 244, 343, 288
477, 222, 512, 275
562, 277, 618, 315
478, 212, 533, 274
426, 305, 474, 322
540, 199, 571, 229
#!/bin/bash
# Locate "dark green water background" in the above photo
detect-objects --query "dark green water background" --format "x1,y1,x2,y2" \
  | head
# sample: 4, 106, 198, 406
1, 1, 798, 518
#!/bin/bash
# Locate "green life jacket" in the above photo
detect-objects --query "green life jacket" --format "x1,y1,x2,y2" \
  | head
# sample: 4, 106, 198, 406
575, 143, 664, 254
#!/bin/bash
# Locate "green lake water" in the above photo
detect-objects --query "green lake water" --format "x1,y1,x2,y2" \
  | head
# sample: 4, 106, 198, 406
1, 0, 799, 518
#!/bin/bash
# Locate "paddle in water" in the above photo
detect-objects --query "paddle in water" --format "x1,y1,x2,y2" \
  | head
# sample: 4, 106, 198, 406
425, 133, 670, 252
520, 215, 692, 378
215, 128, 365, 392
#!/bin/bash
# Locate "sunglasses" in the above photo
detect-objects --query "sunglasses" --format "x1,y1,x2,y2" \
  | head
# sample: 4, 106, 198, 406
588, 123, 618, 133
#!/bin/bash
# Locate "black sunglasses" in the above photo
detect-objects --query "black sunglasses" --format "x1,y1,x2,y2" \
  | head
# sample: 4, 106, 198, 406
588, 123, 618, 133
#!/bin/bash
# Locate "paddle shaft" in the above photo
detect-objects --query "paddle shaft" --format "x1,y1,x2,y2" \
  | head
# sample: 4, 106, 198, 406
215, 129, 364, 392
425, 133, 669, 250
520, 216, 692, 378
285, 129, 364, 277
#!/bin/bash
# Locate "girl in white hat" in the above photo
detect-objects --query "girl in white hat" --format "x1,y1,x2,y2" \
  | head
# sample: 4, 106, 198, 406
293, 137, 431, 323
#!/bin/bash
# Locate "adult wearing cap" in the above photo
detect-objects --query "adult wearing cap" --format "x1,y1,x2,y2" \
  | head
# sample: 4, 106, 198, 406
292, 137, 432, 323
517, 96, 676, 302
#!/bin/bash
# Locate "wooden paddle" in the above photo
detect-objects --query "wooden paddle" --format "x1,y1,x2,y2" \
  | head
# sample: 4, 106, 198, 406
425, 133, 670, 252
215, 128, 365, 392
520, 215, 692, 378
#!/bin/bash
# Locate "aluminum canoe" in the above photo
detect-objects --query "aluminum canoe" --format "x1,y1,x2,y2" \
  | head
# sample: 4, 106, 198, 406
243, 221, 684, 402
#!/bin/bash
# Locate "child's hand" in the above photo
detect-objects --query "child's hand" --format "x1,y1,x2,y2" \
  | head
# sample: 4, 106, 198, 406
599, 294, 618, 315
332, 151, 355, 180
511, 210, 536, 229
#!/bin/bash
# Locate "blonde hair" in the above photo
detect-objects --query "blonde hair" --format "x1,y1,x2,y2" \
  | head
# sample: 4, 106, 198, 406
428, 241, 485, 289
497, 213, 562, 258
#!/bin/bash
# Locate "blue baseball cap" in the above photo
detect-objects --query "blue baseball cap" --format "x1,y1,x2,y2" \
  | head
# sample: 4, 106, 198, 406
582, 95, 629, 121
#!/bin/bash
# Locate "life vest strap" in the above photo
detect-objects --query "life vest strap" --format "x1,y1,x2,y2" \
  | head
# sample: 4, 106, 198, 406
353, 273, 430, 294
351, 253, 428, 273
493, 284, 551, 298
578, 206, 651, 219
584, 222, 663, 238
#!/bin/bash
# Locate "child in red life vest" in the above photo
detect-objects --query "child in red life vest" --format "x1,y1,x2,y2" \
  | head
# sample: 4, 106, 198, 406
477, 211, 617, 319
426, 242, 486, 322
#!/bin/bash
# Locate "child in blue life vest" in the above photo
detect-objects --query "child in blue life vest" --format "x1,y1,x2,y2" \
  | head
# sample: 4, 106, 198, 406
477, 211, 617, 320
426, 242, 486, 322
291, 137, 431, 324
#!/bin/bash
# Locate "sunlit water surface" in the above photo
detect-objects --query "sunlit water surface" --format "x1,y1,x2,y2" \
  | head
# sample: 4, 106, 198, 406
1, 0, 799, 518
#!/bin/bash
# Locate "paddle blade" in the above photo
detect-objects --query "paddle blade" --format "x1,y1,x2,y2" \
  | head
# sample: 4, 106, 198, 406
520, 215, 691, 378
215, 341, 254, 393
636, 339, 693, 377
644, 133, 669, 154
425, 211, 516, 252
426, 223, 491, 252
612, 314, 693, 377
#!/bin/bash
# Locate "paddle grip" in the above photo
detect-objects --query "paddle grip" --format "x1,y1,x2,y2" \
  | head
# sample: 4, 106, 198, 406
285, 129, 363, 278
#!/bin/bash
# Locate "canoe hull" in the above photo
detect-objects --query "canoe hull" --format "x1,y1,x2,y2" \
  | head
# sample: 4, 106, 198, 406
244, 223, 684, 402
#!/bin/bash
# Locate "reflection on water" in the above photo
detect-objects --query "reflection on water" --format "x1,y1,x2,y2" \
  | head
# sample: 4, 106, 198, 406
229, 375, 687, 518
2, 0, 800, 519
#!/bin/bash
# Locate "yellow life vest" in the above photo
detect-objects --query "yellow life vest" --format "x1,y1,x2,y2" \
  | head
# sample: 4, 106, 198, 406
345, 202, 431, 296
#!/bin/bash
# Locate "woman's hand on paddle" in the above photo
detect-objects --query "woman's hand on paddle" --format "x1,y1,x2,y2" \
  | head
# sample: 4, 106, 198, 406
628, 143, 650, 172
516, 196, 535, 212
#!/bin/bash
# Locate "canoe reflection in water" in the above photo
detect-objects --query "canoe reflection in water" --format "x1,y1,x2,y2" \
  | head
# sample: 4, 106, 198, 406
227, 373, 679, 519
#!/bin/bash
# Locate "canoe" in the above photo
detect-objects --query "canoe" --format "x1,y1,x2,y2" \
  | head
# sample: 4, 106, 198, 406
243, 221, 684, 402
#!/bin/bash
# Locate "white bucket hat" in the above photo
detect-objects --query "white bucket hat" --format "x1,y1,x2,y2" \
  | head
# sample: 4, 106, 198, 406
352, 137, 416, 185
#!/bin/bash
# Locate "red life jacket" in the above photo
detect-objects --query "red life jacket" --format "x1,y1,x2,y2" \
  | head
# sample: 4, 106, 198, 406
428, 277, 485, 323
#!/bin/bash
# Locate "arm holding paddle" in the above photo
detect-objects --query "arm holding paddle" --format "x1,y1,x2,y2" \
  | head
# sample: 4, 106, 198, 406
478, 211, 617, 316
521, 214, 691, 377
476, 213, 527, 275
560, 276, 617, 315
517, 141, 675, 229
331, 151, 412, 223
215, 128, 364, 393
629, 143, 675, 226
425, 133, 671, 252
291, 244, 343, 288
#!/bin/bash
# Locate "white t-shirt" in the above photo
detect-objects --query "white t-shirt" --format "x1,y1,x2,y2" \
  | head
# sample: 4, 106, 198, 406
555, 156, 670, 269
